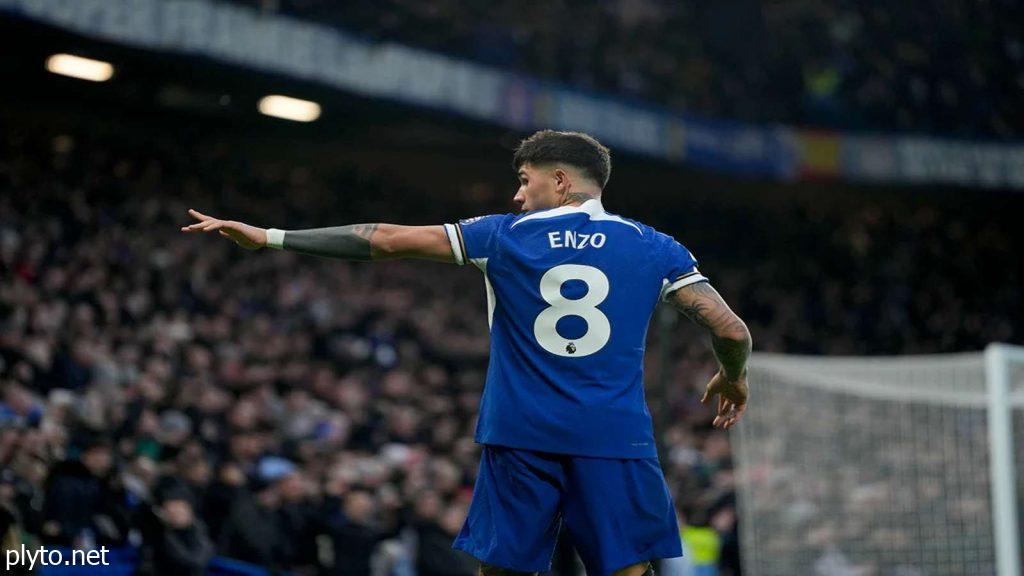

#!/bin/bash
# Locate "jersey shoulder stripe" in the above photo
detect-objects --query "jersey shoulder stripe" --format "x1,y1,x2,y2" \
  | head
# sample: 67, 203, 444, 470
660, 269, 709, 301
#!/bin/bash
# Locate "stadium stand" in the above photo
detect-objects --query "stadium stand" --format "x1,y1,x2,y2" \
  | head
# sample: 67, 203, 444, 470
234, 0, 1023, 137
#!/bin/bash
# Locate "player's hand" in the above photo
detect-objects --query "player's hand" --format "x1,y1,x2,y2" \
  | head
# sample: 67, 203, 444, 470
700, 369, 748, 430
180, 209, 267, 250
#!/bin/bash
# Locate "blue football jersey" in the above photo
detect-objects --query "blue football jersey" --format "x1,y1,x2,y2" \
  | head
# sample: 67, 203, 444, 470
444, 199, 707, 458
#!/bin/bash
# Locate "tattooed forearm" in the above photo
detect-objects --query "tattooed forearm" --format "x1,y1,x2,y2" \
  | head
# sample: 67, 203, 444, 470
711, 333, 751, 381
673, 282, 739, 331
281, 224, 380, 261
671, 281, 752, 381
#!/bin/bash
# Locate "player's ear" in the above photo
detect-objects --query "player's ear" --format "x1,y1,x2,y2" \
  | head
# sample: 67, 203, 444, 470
553, 167, 571, 193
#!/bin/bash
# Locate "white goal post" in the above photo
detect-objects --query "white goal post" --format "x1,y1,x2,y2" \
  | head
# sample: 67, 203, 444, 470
986, 344, 1023, 576
733, 343, 1023, 576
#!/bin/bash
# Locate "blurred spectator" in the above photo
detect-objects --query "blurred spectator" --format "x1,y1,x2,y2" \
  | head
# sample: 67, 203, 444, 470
412, 492, 476, 576
276, 471, 321, 574
141, 487, 214, 576
204, 462, 249, 543
39, 437, 121, 547
325, 490, 402, 576
0, 470, 23, 554
218, 479, 289, 569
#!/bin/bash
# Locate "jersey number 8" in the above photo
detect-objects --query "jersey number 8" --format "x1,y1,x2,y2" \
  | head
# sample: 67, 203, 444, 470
533, 264, 611, 357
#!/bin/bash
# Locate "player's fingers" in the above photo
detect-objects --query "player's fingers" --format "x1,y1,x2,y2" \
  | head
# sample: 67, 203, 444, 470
183, 219, 218, 231
718, 395, 730, 417
188, 208, 213, 221
725, 404, 747, 429
195, 220, 223, 232
723, 398, 741, 427
220, 221, 245, 234
720, 401, 737, 424
702, 372, 725, 404
722, 410, 736, 429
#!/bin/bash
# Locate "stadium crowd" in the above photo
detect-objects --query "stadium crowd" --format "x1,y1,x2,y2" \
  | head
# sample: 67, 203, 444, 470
0, 113, 1020, 576
240, 0, 1023, 138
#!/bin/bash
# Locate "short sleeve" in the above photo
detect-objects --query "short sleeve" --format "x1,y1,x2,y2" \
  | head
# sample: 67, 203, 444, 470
657, 234, 708, 301
444, 214, 507, 266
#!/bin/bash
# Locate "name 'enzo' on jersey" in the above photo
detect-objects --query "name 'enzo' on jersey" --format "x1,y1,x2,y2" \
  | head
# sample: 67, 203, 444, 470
548, 230, 606, 249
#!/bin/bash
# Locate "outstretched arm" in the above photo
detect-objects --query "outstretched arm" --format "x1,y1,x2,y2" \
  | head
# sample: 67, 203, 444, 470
180, 209, 456, 263
669, 281, 752, 429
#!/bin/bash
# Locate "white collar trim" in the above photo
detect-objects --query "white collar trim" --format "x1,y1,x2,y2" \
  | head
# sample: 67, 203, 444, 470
510, 198, 641, 234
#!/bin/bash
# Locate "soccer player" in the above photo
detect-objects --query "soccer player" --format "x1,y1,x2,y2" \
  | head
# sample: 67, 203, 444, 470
181, 130, 751, 576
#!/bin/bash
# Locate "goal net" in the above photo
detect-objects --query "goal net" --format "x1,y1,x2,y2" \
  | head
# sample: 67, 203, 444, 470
733, 345, 1024, 576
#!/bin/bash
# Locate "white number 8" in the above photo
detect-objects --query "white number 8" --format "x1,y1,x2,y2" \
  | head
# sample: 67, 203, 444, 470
533, 264, 611, 357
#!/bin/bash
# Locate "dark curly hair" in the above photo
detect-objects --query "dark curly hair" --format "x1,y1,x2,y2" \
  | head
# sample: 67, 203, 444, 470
513, 130, 611, 189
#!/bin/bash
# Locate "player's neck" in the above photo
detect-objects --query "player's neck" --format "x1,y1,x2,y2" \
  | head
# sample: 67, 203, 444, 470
560, 191, 601, 207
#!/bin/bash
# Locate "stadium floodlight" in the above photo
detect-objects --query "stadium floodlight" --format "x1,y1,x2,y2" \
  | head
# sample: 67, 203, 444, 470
257, 95, 321, 122
45, 54, 114, 82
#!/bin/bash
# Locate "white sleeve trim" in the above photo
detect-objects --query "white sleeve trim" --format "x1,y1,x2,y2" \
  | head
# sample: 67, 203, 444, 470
660, 272, 708, 301
266, 228, 286, 250
443, 224, 465, 265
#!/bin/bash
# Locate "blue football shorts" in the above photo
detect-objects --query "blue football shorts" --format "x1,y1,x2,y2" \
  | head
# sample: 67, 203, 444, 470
453, 445, 683, 576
